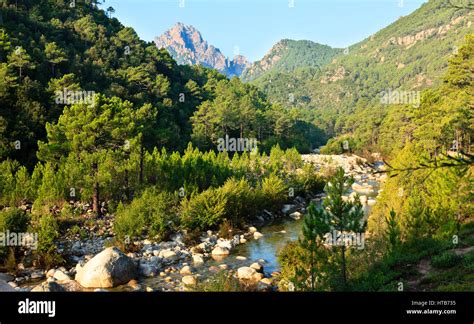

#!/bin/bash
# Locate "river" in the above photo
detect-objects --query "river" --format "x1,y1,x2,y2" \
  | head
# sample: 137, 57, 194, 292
141, 157, 383, 289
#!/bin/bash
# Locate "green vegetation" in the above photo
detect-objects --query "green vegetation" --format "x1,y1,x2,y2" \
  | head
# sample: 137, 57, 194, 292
194, 270, 254, 292
0, 208, 30, 261
430, 251, 462, 269
251, 0, 473, 155
278, 167, 365, 291
241, 39, 342, 82
278, 30, 473, 292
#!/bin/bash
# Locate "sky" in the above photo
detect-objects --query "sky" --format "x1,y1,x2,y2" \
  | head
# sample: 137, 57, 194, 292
100, 0, 427, 62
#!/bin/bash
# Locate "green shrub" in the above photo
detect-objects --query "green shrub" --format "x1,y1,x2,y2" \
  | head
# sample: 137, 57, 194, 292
0, 208, 30, 233
114, 201, 145, 241
320, 136, 358, 154
259, 173, 287, 212
69, 224, 87, 240
114, 188, 179, 241
34, 213, 62, 268
431, 251, 462, 269
194, 271, 247, 292
180, 188, 227, 230
0, 208, 30, 263
219, 178, 255, 225
294, 163, 325, 196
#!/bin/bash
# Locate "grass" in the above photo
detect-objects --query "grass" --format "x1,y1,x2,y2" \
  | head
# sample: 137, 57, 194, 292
350, 221, 474, 292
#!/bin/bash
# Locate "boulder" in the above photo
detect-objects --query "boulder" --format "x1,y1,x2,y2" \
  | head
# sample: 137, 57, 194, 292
248, 227, 257, 233
192, 254, 204, 265
159, 249, 179, 262
211, 246, 230, 256
237, 266, 263, 282
257, 280, 273, 292
53, 270, 71, 282
31, 281, 66, 292
216, 239, 233, 250
182, 275, 196, 286
46, 269, 56, 278
59, 279, 83, 292
253, 232, 264, 239
75, 247, 137, 288
289, 211, 302, 220
250, 262, 263, 273
138, 262, 158, 278
180, 265, 193, 275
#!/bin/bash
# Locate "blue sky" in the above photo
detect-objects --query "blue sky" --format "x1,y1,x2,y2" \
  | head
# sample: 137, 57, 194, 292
100, 0, 427, 62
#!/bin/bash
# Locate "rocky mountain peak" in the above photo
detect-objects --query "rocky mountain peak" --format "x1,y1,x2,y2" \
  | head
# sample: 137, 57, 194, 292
154, 23, 251, 78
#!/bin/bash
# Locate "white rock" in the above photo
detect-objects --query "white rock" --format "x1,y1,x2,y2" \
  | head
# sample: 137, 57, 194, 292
248, 227, 257, 233
192, 254, 204, 265
289, 211, 302, 220
211, 246, 230, 256
216, 239, 233, 250
180, 265, 193, 275
182, 275, 196, 286
46, 269, 56, 278
75, 247, 137, 288
31, 281, 66, 292
53, 270, 71, 281
253, 232, 264, 239
159, 249, 179, 262
236, 256, 247, 261
250, 262, 263, 273
237, 267, 264, 282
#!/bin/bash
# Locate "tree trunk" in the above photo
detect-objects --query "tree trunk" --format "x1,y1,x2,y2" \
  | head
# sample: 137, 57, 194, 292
341, 245, 347, 288
139, 145, 144, 185
310, 242, 315, 291
92, 162, 101, 216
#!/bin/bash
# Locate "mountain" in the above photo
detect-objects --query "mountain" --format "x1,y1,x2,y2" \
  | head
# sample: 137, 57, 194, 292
250, 0, 474, 153
240, 39, 342, 82
154, 23, 251, 77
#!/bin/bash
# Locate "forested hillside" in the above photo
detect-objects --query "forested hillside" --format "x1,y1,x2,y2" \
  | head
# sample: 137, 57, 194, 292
251, 0, 473, 156
241, 39, 342, 82
0, 0, 323, 171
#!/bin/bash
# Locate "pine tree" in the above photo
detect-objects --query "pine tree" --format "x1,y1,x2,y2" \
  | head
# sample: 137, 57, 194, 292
7, 46, 33, 79
385, 209, 401, 254
302, 167, 366, 289
44, 42, 67, 76
37, 94, 141, 216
